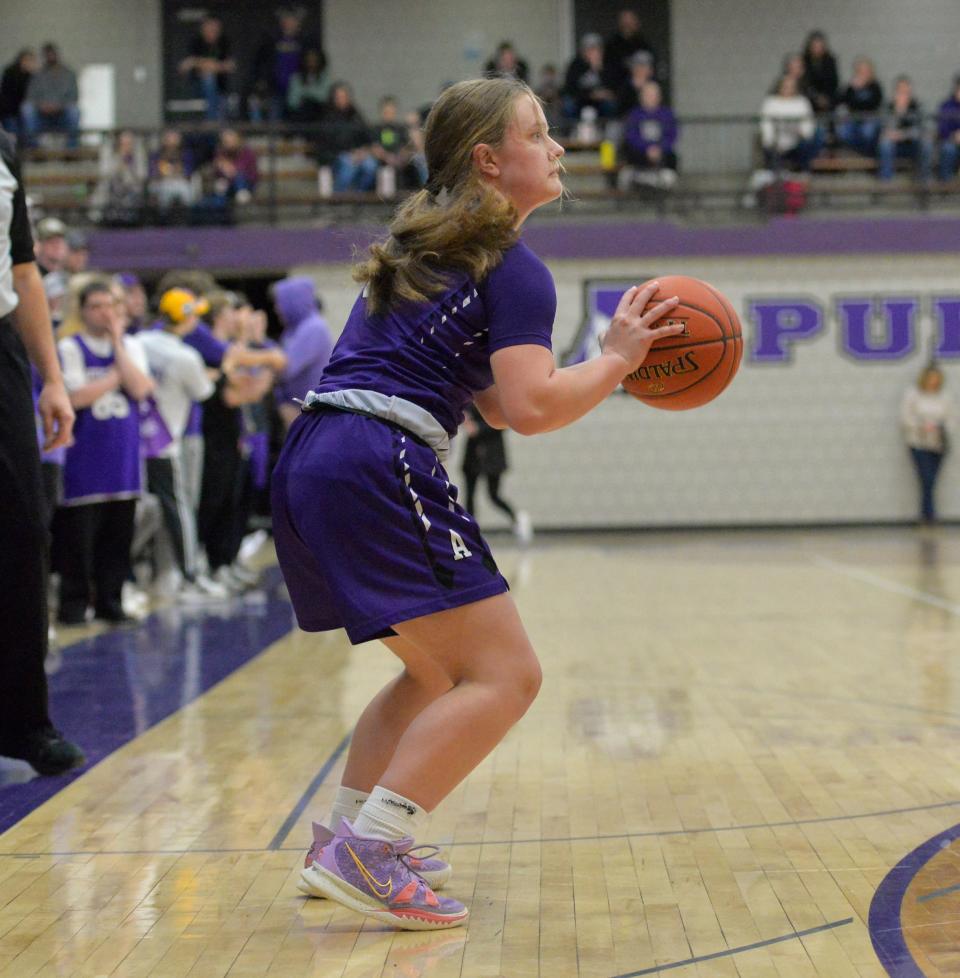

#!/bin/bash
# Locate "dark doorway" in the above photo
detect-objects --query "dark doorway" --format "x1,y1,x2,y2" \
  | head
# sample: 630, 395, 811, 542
572, 0, 671, 103
161, 1, 323, 122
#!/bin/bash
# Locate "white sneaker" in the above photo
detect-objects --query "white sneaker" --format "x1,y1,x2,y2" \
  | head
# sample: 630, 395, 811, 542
213, 566, 246, 594
513, 511, 533, 545
154, 568, 183, 601
195, 574, 231, 599
238, 529, 268, 565
227, 562, 259, 587
122, 582, 150, 619
177, 578, 229, 605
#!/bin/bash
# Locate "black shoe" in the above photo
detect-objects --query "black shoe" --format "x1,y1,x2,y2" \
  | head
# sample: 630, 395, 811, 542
94, 607, 135, 625
5, 729, 86, 776
57, 609, 88, 626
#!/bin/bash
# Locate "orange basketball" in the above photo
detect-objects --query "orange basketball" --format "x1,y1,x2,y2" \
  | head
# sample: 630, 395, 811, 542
621, 275, 743, 410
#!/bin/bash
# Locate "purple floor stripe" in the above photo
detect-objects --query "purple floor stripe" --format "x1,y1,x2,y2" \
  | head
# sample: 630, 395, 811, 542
0, 567, 295, 835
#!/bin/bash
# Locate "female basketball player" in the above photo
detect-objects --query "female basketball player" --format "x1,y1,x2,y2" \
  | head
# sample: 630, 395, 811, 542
272, 75, 682, 930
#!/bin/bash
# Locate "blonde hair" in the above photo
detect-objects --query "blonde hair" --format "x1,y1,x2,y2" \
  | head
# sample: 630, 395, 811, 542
354, 76, 537, 314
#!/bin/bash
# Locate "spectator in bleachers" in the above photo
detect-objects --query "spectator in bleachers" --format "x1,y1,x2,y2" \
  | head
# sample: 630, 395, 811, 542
34, 216, 67, 276
534, 64, 564, 131
483, 41, 530, 82
403, 110, 428, 188
55, 279, 154, 624
620, 80, 678, 188
562, 34, 619, 125
179, 14, 235, 122
371, 97, 426, 190
0, 49, 36, 137
65, 231, 89, 274
604, 9, 656, 110
317, 82, 377, 193
779, 52, 807, 92
877, 76, 931, 182
618, 50, 655, 115
20, 43, 79, 148
287, 48, 329, 123
801, 30, 839, 115
836, 57, 884, 156
209, 129, 260, 207
90, 129, 147, 226
249, 7, 311, 122
271, 276, 333, 430
760, 74, 817, 172
148, 129, 196, 214
936, 75, 960, 182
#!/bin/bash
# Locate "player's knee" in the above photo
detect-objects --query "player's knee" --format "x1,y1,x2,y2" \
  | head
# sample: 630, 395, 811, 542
503, 655, 542, 716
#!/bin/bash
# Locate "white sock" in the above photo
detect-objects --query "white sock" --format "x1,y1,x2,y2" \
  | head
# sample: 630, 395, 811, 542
352, 785, 425, 842
324, 786, 369, 834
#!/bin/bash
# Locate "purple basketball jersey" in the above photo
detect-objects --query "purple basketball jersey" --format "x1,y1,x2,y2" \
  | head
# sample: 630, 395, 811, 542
312, 241, 556, 435
62, 336, 142, 504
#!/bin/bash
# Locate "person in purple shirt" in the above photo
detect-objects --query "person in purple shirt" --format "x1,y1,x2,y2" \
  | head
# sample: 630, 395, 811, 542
271, 276, 333, 429
621, 80, 678, 180
273, 75, 682, 931
250, 8, 311, 121
56, 279, 154, 625
936, 75, 960, 181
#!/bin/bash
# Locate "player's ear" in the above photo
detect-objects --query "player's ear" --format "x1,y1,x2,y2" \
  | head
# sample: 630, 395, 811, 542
472, 143, 500, 178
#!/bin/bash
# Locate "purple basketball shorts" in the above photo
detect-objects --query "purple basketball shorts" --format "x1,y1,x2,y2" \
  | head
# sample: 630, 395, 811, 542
271, 408, 509, 645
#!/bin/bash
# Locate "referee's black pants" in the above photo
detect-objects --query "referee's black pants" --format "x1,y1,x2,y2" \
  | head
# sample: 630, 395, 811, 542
0, 320, 53, 750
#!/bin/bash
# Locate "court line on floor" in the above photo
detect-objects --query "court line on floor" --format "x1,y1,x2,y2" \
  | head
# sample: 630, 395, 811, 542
609, 917, 853, 977
917, 881, 960, 904
7, 797, 960, 858
811, 555, 960, 616
267, 732, 352, 851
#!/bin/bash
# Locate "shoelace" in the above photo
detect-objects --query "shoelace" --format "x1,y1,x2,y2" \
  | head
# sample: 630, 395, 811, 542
399, 844, 441, 869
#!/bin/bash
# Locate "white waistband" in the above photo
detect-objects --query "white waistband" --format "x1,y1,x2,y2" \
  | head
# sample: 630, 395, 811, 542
301, 388, 450, 461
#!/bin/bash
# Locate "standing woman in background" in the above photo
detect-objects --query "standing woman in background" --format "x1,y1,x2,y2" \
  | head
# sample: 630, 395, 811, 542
902, 364, 954, 524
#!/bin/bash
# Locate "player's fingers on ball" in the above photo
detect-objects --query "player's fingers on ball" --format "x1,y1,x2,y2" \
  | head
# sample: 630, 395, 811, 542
642, 296, 680, 326
631, 280, 660, 310
613, 286, 640, 319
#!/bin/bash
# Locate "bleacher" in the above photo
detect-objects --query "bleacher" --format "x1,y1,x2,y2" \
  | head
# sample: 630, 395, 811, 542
17, 120, 960, 227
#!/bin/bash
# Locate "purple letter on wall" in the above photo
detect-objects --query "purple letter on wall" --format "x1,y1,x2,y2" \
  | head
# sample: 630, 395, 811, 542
933, 298, 960, 359
838, 298, 916, 360
749, 301, 822, 362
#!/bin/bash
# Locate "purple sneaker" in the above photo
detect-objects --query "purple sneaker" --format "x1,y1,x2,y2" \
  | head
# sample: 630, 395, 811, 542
298, 821, 452, 896
299, 818, 468, 930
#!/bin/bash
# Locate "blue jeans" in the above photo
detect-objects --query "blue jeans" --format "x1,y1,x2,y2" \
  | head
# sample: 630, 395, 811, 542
878, 137, 932, 180
333, 152, 378, 192
20, 102, 80, 147
837, 119, 880, 156
910, 448, 943, 521
196, 73, 225, 121
939, 139, 960, 181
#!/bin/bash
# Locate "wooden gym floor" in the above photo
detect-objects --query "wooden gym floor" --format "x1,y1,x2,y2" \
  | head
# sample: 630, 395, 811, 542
1, 527, 959, 978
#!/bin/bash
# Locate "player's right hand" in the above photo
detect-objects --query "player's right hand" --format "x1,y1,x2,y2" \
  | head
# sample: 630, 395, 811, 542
601, 281, 682, 373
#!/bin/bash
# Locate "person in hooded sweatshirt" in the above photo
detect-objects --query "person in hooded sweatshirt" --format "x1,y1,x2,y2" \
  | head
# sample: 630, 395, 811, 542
271, 276, 334, 430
